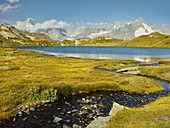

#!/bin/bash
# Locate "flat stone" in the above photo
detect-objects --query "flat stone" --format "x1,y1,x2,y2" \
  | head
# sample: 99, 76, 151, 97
122, 71, 140, 75
116, 66, 139, 73
86, 116, 111, 128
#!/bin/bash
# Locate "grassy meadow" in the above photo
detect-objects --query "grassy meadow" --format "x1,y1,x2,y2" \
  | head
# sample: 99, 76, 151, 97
0, 48, 165, 119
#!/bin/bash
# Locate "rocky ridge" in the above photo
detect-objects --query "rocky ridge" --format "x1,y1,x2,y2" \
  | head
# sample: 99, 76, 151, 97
0, 23, 59, 47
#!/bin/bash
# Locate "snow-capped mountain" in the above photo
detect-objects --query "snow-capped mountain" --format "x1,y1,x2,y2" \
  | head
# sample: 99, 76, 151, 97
14, 18, 170, 41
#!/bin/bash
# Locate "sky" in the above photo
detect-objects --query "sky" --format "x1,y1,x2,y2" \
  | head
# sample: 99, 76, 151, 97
0, 0, 170, 26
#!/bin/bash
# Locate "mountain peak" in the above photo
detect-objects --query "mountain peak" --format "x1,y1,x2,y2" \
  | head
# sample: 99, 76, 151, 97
136, 17, 144, 23
25, 18, 34, 25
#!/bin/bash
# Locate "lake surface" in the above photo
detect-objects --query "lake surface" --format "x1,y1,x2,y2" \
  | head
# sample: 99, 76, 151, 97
16, 46, 170, 61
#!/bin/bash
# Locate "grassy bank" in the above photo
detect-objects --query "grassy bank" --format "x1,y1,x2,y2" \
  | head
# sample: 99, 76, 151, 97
139, 61, 170, 81
107, 95, 170, 128
0, 48, 164, 119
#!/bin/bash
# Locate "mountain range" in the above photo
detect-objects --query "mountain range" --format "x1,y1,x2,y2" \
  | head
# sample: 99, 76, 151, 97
15, 18, 170, 41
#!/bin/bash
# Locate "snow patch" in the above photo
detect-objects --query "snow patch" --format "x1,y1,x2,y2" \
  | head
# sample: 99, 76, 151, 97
88, 31, 111, 39
135, 27, 147, 37
142, 23, 155, 33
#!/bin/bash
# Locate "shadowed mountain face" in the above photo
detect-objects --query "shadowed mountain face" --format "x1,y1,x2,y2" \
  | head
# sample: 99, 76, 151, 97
0, 23, 59, 47
14, 18, 170, 41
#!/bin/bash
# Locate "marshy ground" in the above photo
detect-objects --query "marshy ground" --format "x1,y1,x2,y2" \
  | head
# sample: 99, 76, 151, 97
0, 48, 169, 127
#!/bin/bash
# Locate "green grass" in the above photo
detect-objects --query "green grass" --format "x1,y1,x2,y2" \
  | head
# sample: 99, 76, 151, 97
0, 48, 165, 119
106, 95, 170, 128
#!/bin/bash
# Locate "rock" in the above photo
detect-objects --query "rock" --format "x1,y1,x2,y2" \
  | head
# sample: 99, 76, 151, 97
73, 124, 82, 128
86, 116, 111, 128
30, 108, 35, 112
63, 124, 71, 128
67, 111, 72, 114
18, 111, 22, 116
116, 66, 139, 73
122, 71, 140, 75
0, 66, 10, 70
13, 118, 16, 122
109, 103, 128, 116
72, 109, 78, 113
25, 105, 29, 108
22, 117, 27, 122
119, 63, 125, 66
65, 119, 71, 123
47, 120, 52, 123
154, 116, 170, 121
46, 100, 51, 103
53, 117, 62, 123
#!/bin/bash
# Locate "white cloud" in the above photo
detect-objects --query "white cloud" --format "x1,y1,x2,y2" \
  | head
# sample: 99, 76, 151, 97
15, 18, 72, 32
86, 22, 107, 26
0, 3, 20, 13
6, 0, 20, 3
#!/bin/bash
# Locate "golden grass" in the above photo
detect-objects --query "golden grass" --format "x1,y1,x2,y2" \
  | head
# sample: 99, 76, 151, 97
106, 95, 170, 128
0, 48, 164, 119
139, 62, 170, 81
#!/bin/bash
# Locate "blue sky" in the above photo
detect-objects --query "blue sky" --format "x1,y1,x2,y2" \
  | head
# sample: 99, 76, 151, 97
0, 0, 170, 25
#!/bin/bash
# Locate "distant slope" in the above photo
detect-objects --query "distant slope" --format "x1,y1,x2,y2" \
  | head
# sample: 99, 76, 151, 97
111, 32, 170, 48
0, 23, 59, 47
60, 37, 123, 46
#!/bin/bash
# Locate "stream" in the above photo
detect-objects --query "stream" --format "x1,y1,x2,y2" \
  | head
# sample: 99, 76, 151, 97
1, 62, 169, 128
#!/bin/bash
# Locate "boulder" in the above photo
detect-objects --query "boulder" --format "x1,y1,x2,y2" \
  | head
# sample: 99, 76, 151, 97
86, 116, 111, 128
109, 102, 128, 116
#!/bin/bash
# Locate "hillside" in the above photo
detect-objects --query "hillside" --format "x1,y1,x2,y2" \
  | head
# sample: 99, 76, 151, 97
0, 23, 59, 47
60, 37, 123, 46
111, 32, 170, 48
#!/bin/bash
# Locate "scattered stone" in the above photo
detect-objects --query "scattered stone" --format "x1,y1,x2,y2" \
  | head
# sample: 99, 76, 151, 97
22, 117, 27, 122
65, 119, 71, 123
154, 116, 170, 121
18, 111, 22, 116
46, 100, 51, 103
47, 120, 52, 123
63, 124, 71, 128
30, 108, 35, 112
53, 117, 62, 123
34, 115, 38, 119
67, 111, 72, 114
25, 105, 29, 108
73, 124, 82, 128
57, 108, 61, 110
13, 118, 16, 122
72, 109, 78, 113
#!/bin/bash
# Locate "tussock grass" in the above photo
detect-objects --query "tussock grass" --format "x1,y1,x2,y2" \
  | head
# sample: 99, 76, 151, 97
0, 48, 164, 119
140, 61, 170, 81
106, 95, 170, 128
